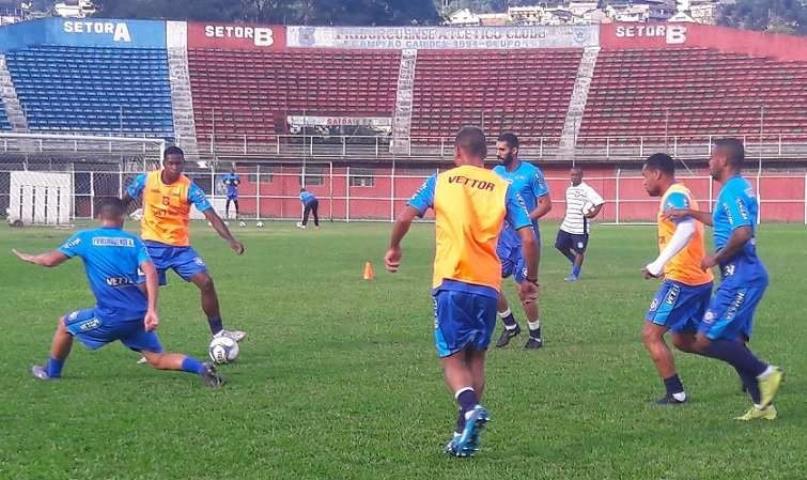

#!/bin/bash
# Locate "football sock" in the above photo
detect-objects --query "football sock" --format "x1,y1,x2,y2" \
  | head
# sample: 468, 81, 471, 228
454, 388, 478, 434
734, 367, 762, 405
663, 374, 686, 401
456, 387, 477, 412
572, 264, 581, 277
181, 356, 206, 375
499, 309, 518, 330
46, 357, 64, 378
208, 316, 223, 335
528, 321, 541, 339
704, 340, 767, 377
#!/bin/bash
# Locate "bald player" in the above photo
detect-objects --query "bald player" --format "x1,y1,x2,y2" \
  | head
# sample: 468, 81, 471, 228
385, 126, 538, 457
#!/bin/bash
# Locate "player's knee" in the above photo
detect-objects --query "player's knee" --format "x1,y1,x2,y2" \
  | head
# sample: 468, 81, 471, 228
641, 325, 661, 346
693, 335, 711, 352
196, 275, 215, 293
671, 335, 689, 352
142, 351, 165, 369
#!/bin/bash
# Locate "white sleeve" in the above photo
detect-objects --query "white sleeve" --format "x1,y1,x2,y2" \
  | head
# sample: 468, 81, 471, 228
646, 219, 696, 276
586, 184, 604, 206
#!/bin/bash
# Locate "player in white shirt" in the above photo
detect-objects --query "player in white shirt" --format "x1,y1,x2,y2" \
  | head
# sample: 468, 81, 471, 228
555, 168, 604, 282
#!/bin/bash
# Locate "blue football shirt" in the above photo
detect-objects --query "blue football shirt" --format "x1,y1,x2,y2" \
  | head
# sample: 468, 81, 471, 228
222, 173, 240, 197
300, 191, 317, 205
493, 161, 548, 249
712, 175, 762, 268
58, 226, 151, 322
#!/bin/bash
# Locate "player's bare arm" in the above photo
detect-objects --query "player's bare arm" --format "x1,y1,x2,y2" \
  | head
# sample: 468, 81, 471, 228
140, 260, 160, 331
516, 226, 539, 304
585, 203, 604, 219
12, 249, 69, 268
385, 206, 419, 272
203, 209, 245, 255
530, 194, 552, 221
666, 208, 713, 226
703, 225, 753, 270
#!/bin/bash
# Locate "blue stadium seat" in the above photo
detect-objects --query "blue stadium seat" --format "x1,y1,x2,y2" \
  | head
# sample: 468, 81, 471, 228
5, 46, 174, 138
0, 99, 11, 131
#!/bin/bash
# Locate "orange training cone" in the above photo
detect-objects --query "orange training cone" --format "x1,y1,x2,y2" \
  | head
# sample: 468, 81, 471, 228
363, 261, 375, 280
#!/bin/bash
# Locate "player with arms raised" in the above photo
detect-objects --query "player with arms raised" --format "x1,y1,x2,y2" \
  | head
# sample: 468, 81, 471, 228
492, 132, 551, 349
385, 127, 538, 457
123, 146, 246, 343
14, 198, 223, 387
640, 153, 713, 404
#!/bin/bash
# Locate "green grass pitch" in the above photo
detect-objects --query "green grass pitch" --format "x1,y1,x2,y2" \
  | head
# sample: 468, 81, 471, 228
0, 221, 805, 479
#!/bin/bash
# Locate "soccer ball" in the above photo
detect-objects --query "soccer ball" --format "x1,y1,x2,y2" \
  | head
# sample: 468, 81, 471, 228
208, 336, 239, 364
256, 221, 264, 228
224, 221, 230, 227
239, 221, 247, 227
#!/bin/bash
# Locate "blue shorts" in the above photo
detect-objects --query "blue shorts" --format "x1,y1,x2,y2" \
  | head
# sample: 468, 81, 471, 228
555, 229, 589, 253
227, 193, 238, 201
145, 242, 208, 285
646, 280, 713, 333
500, 250, 527, 283
64, 308, 163, 352
433, 289, 498, 358
699, 277, 767, 341
498, 241, 529, 284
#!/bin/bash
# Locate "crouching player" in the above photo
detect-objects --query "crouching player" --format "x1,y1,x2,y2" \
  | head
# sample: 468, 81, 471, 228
13, 198, 223, 388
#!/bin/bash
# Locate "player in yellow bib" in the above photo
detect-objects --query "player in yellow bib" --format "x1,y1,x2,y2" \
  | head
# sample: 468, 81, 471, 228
385, 127, 538, 457
124, 146, 246, 344
640, 153, 713, 404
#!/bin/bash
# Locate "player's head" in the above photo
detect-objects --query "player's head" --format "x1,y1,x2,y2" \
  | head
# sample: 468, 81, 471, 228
570, 167, 583, 186
163, 146, 185, 182
97, 197, 126, 227
454, 126, 487, 166
710, 138, 744, 181
496, 132, 519, 167
300, 188, 306, 193
642, 153, 675, 197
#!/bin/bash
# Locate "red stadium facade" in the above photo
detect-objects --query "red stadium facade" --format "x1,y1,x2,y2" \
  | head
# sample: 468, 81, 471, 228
3, 19, 807, 221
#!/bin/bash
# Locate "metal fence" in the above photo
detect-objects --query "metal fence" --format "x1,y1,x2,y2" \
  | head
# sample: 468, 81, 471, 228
2, 132, 807, 162
195, 133, 807, 161
3, 166, 807, 225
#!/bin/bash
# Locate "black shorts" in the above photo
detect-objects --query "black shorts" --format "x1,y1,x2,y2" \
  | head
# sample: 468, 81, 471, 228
556, 229, 589, 253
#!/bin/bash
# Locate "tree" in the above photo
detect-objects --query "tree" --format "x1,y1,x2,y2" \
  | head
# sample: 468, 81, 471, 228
93, 0, 242, 20
718, 0, 807, 35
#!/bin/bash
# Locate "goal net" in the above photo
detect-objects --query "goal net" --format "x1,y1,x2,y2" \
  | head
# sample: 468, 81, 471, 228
1, 133, 165, 226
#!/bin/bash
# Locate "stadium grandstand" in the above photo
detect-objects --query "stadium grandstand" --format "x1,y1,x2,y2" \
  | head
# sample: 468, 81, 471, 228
2, 18, 807, 223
